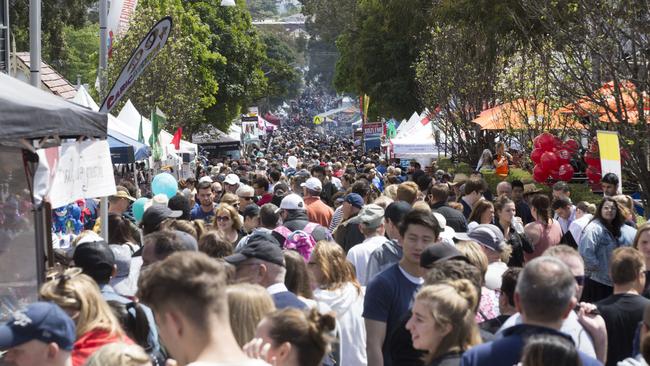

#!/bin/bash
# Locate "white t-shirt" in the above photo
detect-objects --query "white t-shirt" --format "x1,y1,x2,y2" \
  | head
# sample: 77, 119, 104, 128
186, 360, 271, 366
347, 235, 389, 286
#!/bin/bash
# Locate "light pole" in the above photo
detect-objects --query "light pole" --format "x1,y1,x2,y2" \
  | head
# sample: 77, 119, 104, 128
29, 0, 40, 87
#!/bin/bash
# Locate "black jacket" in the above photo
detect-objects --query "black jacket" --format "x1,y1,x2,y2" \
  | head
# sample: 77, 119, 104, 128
431, 202, 468, 233
272, 210, 331, 245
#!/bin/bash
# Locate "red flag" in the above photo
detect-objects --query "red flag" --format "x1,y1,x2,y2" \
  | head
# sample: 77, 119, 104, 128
171, 127, 182, 150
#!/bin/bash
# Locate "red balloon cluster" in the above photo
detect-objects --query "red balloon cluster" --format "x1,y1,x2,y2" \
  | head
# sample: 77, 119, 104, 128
531, 133, 578, 184
584, 140, 602, 184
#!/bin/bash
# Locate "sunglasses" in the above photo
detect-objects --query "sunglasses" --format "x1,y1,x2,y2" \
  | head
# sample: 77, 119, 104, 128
574, 275, 585, 286
240, 196, 254, 201
216, 216, 231, 222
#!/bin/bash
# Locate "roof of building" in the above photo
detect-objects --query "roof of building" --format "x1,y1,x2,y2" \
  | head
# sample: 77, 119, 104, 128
14, 52, 77, 100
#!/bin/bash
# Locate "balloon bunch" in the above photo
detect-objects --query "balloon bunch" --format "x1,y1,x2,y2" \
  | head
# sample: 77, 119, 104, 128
530, 133, 579, 184
583, 140, 602, 184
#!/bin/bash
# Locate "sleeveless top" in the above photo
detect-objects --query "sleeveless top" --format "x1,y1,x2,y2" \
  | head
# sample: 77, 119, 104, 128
524, 219, 562, 262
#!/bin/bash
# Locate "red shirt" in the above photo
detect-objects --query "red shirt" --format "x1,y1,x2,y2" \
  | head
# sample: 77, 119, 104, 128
72, 329, 134, 366
304, 196, 334, 228
257, 193, 273, 206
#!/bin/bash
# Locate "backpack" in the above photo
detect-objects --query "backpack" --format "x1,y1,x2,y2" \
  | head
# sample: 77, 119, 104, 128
273, 223, 319, 261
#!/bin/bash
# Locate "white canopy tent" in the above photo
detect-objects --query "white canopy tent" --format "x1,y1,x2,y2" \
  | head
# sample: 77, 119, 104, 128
117, 100, 198, 154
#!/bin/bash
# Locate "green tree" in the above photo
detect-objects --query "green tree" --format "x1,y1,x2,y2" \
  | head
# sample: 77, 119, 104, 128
60, 23, 100, 87
334, 0, 430, 119
246, 0, 279, 20
259, 32, 301, 112
10, 0, 98, 68
108, 0, 220, 137
186, 0, 268, 130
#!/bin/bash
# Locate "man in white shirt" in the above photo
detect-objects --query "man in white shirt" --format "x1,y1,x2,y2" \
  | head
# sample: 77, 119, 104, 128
137, 251, 269, 366
346, 204, 389, 286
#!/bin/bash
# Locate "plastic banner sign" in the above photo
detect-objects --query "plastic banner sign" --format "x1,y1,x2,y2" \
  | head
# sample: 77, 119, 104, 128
34, 140, 117, 209
597, 130, 622, 194
99, 17, 173, 113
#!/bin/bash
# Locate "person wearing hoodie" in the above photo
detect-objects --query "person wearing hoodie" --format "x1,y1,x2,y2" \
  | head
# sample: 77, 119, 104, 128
309, 241, 367, 366
272, 194, 332, 245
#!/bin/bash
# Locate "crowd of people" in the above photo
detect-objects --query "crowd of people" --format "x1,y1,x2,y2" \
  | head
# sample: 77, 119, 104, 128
2, 125, 649, 366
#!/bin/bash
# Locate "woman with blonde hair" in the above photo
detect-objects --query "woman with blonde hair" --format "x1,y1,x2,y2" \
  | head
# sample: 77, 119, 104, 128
308, 241, 366, 366
40, 268, 133, 366
406, 279, 482, 366
84, 342, 151, 366
633, 222, 650, 296
213, 203, 244, 247
226, 283, 276, 347
455, 241, 498, 323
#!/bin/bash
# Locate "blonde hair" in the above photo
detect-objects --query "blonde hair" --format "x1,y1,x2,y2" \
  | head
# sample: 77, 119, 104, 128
383, 184, 398, 200
455, 241, 488, 278
310, 241, 361, 294
214, 203, 243, 231
84, 342, 150, 366
633, 223, 650, 251
412, 201, 432, 213
613, 195, 635, 221
226, 283, 276, 347
220, 192, 239, 207
415, 279, 481, 362
40, 268, 124, 338
397, 181, 419, 204
373, 195, 394, 210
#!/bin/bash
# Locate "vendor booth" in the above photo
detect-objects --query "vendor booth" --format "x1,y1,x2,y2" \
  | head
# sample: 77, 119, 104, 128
0, 74, 110, 321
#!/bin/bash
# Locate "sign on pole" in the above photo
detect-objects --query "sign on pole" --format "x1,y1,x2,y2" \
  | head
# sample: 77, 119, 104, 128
313, 116, 323, 125
597, 130, 622, 194
99, 16, 173, 113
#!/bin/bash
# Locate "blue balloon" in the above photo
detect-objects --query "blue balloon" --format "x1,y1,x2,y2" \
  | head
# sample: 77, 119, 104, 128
152, 173, 178, 199
132, 197, 149, 223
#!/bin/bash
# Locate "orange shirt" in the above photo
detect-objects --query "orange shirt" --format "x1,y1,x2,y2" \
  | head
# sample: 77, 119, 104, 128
495, 154, 509, 177
304, 196, 334, 228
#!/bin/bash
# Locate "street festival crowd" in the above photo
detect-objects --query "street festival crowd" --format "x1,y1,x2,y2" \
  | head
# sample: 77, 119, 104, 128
3, 124, 650, 366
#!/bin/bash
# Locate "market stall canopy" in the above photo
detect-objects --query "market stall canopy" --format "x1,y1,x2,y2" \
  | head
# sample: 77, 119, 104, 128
0, 74, 107, 146
107, 128, 150, 162
472, 98, 583, 130
559, 80, 650, 118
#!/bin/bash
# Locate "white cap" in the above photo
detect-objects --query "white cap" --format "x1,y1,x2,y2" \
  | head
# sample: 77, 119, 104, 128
224, 174, 240, 185
300, 177, 322, 191
199, 176, 213, 184
433, 212, 456, 240
279, 194, 305, 211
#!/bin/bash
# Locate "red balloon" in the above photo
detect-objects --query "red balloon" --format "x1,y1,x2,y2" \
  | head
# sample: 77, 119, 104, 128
532, 165, 549, 183
558, 163, 574, 181
565, 139, 580, 153
537, 133, 556, 152
557, 149, 571, 164
533, 135, 542, 149
540, 151, 561, 171
586, 166, 602, 183
531, 148, 544, 164
583, 151, 600, 167
549, 169, 561, 181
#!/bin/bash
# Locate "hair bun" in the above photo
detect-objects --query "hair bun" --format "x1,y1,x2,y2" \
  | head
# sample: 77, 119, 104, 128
449, 279, 479, 311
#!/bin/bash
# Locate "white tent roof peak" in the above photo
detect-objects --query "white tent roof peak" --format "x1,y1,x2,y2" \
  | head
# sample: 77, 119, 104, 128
71, 85, 100, 112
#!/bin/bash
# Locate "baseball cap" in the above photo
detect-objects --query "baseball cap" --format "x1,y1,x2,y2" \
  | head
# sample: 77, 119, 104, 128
198, 176, 214, 184
279, 194, 305, 211
141, 205, 182, 230
72, 241, 115, 275
301, 177, 322, 192
357, 204, 385, 229
0, 302, 76, 351
433, 212, 456, 240
224, 174, 240, 185
151, 194, 169, 207
112, 190, 135, 201
242, 204, 261, 218
225, 232, 284, 267
174, 230, 198, 251
454, 224, 505, 252
420, 243, 469, 268
344, 193, 364, 209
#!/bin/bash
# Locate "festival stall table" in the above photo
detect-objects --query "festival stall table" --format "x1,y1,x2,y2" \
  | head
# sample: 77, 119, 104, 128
0, 74, 109, 320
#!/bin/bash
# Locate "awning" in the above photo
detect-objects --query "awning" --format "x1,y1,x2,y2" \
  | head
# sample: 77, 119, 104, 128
108, 128, 150, 163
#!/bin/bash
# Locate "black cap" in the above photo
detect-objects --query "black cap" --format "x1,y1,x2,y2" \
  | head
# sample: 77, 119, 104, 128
225, 232, 284, 267
73, 241, 115, 274
242, 204, 261, 218
420, 243, 468, 269
142, 205, 182, 231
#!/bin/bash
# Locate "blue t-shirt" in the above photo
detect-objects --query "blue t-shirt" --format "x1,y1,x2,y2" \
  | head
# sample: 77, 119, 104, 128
363, 263, 421, 366
190, 203, 214, 221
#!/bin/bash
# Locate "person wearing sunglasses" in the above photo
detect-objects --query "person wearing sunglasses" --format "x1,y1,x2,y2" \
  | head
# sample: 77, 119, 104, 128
236, 185, 257, 215
214, 203, 245, 247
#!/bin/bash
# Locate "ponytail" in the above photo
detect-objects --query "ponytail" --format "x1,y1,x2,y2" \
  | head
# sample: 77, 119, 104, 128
107, 300, 152, 351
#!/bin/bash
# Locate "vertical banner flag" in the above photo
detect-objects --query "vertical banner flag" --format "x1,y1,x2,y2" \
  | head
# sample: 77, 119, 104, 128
99, 17, 173, 113
149, 106, 166, 161
137, 114, 144, 143
171, 127, 182, 150
597, 130, 622, 194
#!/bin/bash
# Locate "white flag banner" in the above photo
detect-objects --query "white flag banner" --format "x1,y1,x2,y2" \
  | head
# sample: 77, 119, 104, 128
36, 140, 117, 209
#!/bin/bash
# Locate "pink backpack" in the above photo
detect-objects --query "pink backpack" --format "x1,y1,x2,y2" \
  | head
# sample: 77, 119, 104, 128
273, 223, 318, 261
